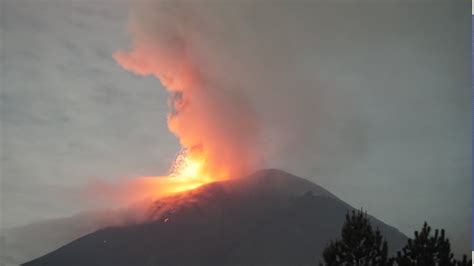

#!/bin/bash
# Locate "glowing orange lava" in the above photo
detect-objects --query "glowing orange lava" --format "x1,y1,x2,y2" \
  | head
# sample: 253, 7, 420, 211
161, 147, 223, 195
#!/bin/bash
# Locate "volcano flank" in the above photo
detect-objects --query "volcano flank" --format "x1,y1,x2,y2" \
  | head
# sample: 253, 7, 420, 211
23, 169, 407, 266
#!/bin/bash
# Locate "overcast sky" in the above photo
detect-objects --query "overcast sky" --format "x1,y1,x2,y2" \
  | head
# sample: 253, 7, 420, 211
1, 0, 470, 255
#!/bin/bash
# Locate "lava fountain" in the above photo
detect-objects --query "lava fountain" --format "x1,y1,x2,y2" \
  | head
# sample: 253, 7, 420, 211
165, 147, 217, 193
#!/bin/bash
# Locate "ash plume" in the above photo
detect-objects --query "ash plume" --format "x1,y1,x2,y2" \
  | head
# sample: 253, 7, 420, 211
112, 1, 372, 181
114, 1, 264, 179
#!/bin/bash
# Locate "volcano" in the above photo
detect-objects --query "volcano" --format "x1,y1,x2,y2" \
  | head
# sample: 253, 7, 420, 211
23, 169, 407, 266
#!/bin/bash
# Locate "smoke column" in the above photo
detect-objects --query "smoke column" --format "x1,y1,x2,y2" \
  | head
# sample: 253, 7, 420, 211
114, 1, 263, 180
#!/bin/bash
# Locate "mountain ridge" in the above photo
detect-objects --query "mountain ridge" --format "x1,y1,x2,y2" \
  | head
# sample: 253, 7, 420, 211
23, 169, 407, 266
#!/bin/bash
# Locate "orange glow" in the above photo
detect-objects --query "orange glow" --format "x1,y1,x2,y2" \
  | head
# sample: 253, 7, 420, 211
163, 147, 226, 195
169, 148, 208, 180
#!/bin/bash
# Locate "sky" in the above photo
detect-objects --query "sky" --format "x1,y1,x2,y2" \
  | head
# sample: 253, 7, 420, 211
1, 0, 471, 255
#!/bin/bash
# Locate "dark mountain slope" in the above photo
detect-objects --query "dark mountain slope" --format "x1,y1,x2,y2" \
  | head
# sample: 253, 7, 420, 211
24, 169, 406, 266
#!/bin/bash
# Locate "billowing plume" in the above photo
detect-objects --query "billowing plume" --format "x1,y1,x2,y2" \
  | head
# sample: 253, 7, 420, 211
114, 1, 263, 180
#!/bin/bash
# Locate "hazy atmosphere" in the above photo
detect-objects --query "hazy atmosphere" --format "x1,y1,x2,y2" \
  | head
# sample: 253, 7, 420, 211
1, 0, 470, 257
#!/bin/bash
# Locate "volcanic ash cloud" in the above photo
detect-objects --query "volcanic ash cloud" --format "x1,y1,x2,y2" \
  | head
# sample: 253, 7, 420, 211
114, 1, 263, 180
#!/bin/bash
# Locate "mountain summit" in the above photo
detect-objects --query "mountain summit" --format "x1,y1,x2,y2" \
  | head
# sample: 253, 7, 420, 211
24, 169, 406, 266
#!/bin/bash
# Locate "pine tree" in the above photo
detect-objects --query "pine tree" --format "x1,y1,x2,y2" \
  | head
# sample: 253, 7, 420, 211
394, 222, 472, 266
320, 209, 392, 266
456, 255, 471, 266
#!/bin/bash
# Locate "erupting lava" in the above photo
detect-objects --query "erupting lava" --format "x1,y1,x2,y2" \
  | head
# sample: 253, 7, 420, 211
169, 148, 208, 179
165, 147, 221, 194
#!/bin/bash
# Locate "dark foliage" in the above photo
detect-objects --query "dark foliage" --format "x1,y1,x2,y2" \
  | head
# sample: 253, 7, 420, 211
320, 209, 391, 266
322, 212, 472, 266
394, 222, 472, 266
456, 255, 472, 266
